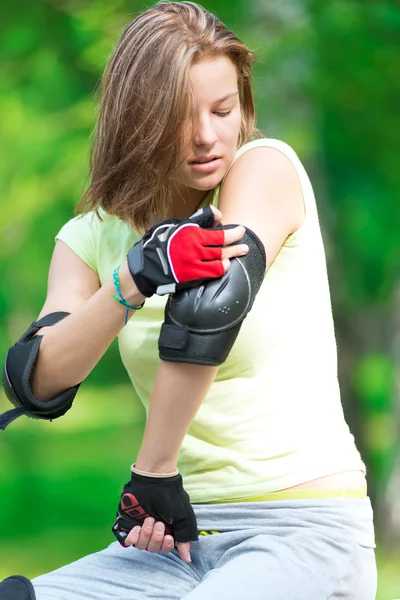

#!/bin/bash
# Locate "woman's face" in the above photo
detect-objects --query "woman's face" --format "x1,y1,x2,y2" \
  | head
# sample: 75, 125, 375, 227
172, 55, 242, 208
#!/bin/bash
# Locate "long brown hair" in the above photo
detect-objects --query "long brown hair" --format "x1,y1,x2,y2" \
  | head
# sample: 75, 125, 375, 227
78, 1, 261, 232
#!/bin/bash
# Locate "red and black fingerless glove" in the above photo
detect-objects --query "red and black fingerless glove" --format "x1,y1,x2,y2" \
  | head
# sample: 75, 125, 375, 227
127, 206, 226, 297
112, 466, 198, 545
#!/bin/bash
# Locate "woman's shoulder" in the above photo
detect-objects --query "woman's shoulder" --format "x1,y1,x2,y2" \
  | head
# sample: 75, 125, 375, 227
209, 138, 306, 210
232, 137, 303, 170
55, 210, 138, 273
217, 137, 304, 190
57, 209, 133, 239
222, 137, 312, 201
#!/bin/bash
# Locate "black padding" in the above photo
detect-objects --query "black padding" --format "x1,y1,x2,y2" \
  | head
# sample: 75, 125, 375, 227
0, 312, 80, 430
158, 226, 266, 366
0, 576, 36, 599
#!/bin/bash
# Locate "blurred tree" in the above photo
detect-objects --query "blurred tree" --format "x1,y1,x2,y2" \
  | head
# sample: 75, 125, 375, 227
0, 0, 141, 383
309, 0, 400, 542
0, 0, 399, 579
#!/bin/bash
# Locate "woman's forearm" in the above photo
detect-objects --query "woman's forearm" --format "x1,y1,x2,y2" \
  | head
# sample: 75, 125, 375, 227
135, 361, 218, 472
31, 262, 145, 401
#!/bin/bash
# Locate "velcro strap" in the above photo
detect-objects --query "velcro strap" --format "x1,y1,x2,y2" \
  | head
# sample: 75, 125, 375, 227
34, 312, 71, 328
0, 407, 30, 430
158, 323, 188, 350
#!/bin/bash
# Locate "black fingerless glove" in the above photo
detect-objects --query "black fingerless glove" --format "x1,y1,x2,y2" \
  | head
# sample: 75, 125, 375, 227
112, 466, 198, 545
127, 205, 225, 297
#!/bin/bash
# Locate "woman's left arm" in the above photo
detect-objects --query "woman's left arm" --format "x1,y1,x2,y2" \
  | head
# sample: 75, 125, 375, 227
135, 146, 305, 473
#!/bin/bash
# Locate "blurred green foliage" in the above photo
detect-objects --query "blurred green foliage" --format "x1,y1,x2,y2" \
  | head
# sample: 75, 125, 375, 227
0, 0, 399, 597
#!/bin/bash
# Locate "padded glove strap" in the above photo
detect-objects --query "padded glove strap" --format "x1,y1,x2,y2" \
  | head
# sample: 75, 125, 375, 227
0, 312, 80, 430
158, 226, 266, 366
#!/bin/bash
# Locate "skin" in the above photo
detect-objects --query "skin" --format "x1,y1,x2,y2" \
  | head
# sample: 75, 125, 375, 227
123, 55, 366, 562
124, 55, 244, 561
31, 210, 247, 402
29, 55, 249, 564
31, 58, 245, 402
32, 54, 366, 565
170, 54, 242, 216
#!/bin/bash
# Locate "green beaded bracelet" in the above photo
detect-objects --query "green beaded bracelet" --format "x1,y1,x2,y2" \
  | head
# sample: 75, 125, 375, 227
112, 266, 145, 324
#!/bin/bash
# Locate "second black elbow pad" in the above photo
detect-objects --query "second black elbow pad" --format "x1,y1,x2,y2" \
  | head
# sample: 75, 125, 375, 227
158, 226, 266, 366
0, 312, 80, 430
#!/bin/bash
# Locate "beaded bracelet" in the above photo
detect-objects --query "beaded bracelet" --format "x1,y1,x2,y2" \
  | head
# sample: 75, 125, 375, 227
112, 266, 145, 324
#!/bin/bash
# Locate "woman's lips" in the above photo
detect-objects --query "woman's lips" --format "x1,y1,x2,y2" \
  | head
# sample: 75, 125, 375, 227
189, 158, 222, 173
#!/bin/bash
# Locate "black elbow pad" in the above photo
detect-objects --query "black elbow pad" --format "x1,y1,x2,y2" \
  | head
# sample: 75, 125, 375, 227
158, 226, 266, 366
0, 312, 80, 430
0, 576, 36, 599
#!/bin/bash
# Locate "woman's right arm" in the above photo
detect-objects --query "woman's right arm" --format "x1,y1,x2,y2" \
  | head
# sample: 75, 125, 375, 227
31, 240, 145, 401
31, 205, 245, 402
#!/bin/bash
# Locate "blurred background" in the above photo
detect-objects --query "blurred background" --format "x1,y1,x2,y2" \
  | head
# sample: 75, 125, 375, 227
0, 0, 399, 598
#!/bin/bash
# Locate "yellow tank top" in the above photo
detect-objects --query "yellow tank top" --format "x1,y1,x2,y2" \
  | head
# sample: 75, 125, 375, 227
56, 138, 365, 503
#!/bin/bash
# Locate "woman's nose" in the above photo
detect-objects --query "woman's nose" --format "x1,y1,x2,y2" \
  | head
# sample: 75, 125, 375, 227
193, 117, 218, 147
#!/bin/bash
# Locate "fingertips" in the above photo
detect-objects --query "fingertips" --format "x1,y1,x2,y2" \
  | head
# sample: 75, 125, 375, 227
238, 244, 249, 257
224, 225, 246, 245
125, 526, 141, 546
221, 244, 249, 261
161, 535, 175, 553
210, 206, 222, 224
232, 225, 246, 238
177, 541, 192, 563
222, 258, 230, 272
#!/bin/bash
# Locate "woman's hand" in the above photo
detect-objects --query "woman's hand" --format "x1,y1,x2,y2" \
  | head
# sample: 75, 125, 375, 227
112, 466, 197, 563
203, 206, 249, 269
124, 518, 192, 563
127, 205, 248, 297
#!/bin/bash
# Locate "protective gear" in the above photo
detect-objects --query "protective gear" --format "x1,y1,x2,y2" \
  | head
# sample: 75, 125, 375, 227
127, 205, 228, 297
158, 226, 266, 366
112, 466, 198, 545
0, 312, 80, 431
0, 576, 36, 599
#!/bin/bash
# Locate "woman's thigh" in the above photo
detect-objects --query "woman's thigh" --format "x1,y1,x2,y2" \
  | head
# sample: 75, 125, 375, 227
182, 532, 377, 600
32, 541, 202, 600
185, 496, 378, 600
183, 498, 377, 600
32, 498, 377, 600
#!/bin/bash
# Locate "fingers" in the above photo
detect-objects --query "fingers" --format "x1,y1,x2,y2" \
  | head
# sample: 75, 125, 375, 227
125, 525, 141, 547
124, 518, 175, 556
160, 535, 175, 554
222, 258, 231, 272
126, 517, 156, 550
223, 225, 246, 246
221, 243, 248, 261
200, 244, 248, 263
123, 519, 193, 564
209, 205, 222, 226
177, 541, 192, 563
146, 522, 174, 554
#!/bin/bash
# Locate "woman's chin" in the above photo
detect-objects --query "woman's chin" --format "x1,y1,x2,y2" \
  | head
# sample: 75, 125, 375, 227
190, 170, 225, 190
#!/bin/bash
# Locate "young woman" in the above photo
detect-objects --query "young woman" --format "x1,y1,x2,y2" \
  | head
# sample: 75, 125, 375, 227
0, 2, 377, 599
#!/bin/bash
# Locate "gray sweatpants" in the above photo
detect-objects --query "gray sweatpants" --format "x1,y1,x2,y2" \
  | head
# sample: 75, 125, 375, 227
32, 497, 377, 600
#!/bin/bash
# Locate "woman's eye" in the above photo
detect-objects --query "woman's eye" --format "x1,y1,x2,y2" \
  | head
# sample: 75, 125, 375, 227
214, 110, 232, 117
